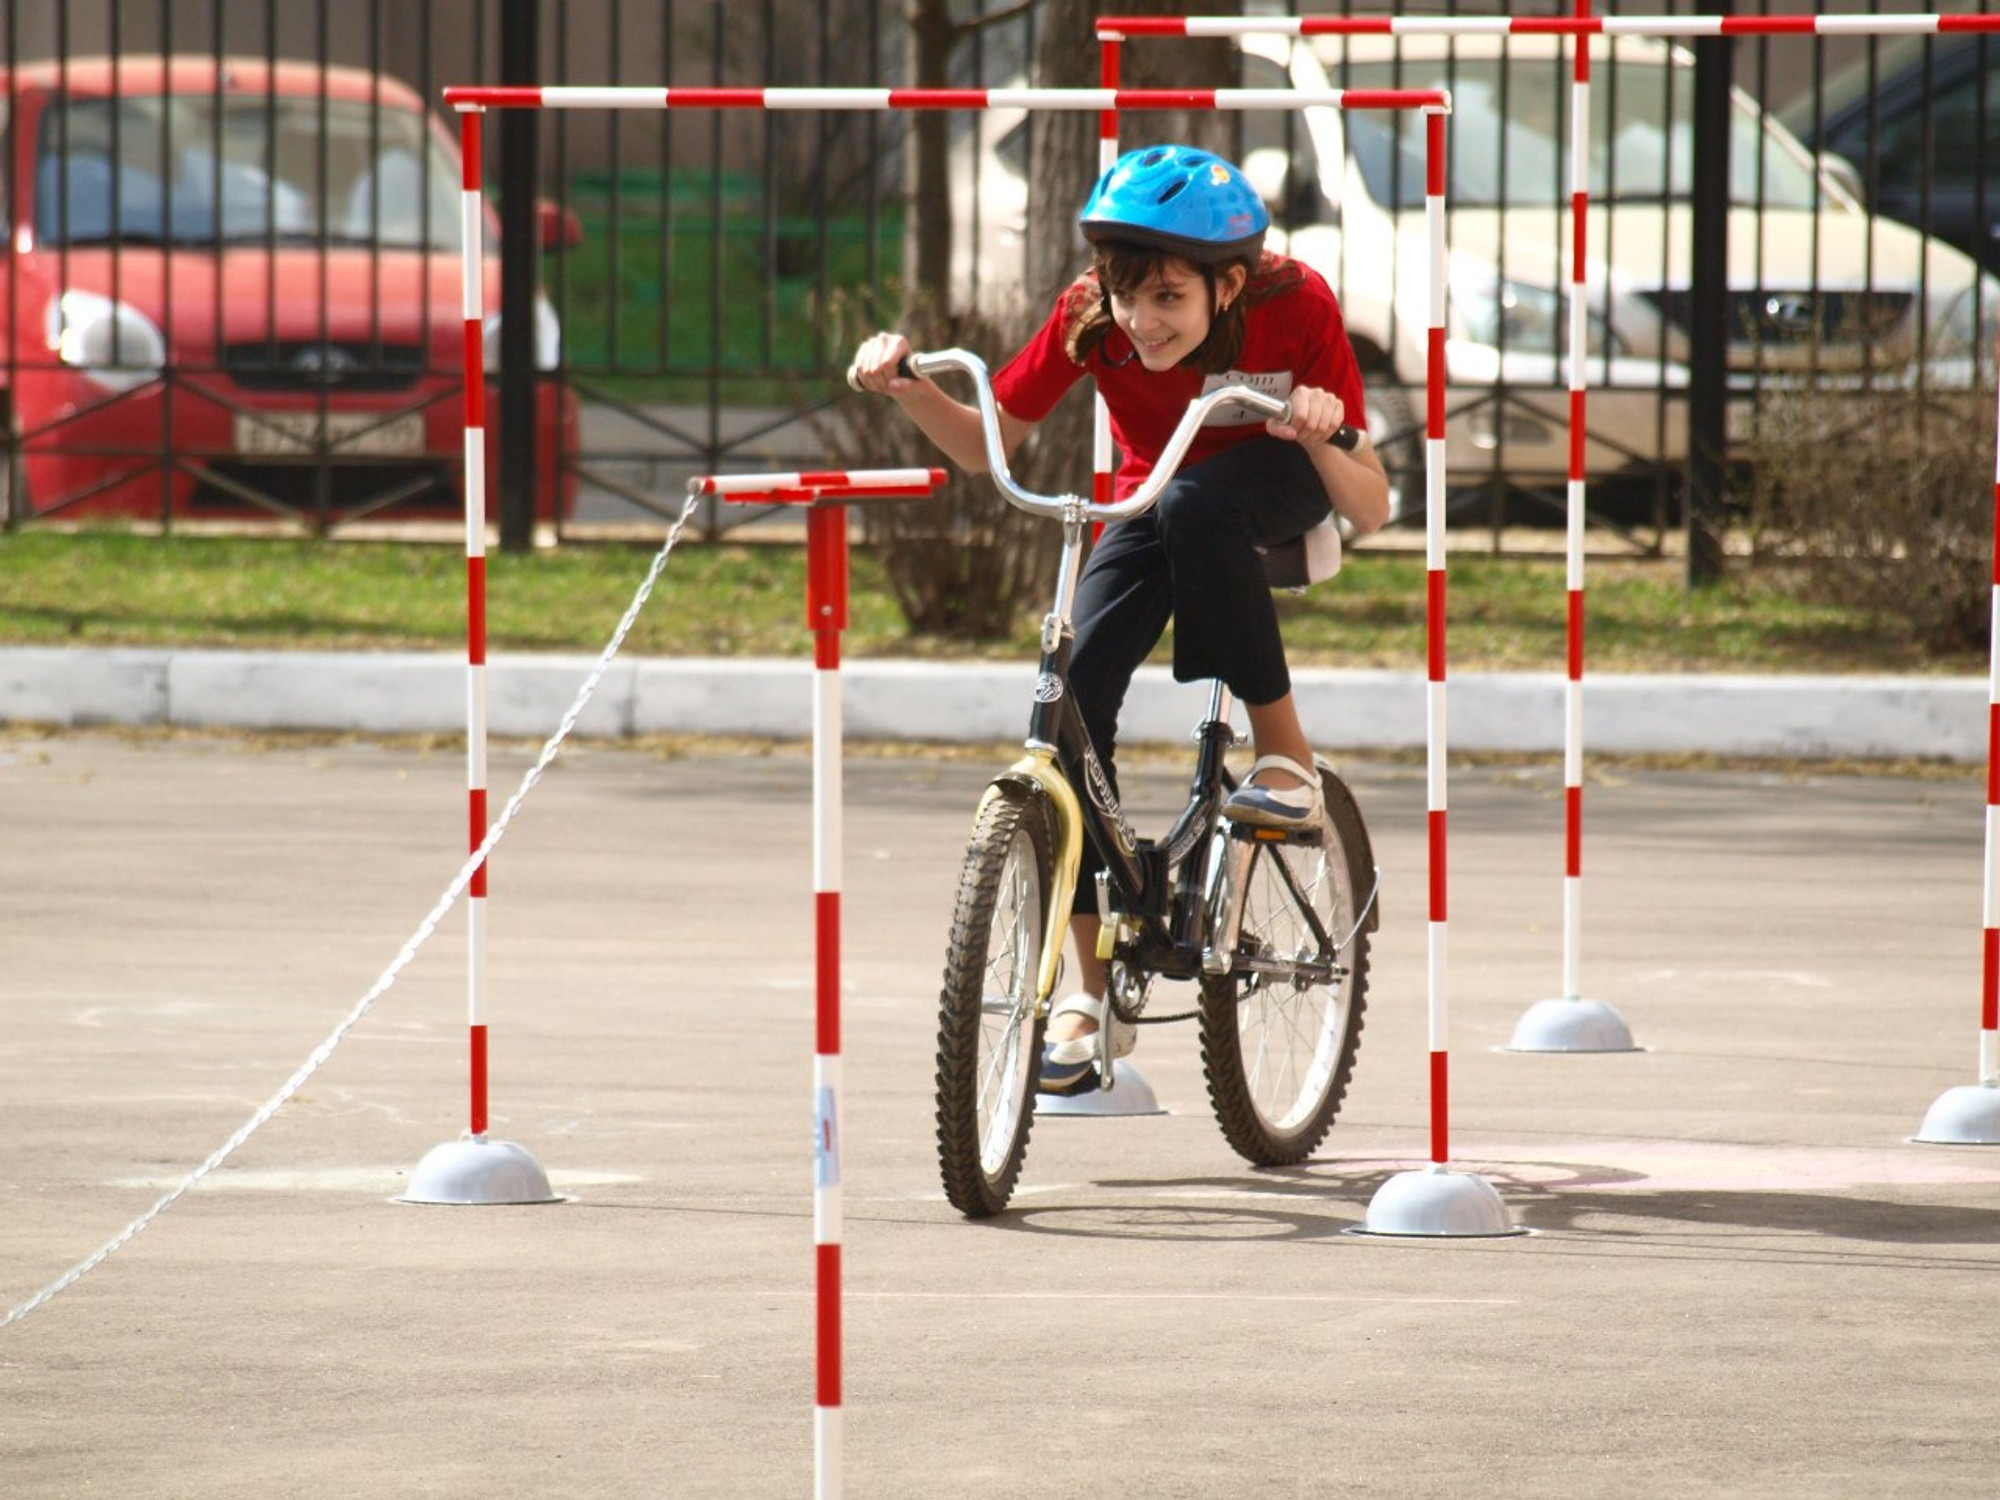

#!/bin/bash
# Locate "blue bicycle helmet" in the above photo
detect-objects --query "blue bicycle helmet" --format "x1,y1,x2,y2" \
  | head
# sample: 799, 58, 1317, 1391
1079, 144, 1270, 264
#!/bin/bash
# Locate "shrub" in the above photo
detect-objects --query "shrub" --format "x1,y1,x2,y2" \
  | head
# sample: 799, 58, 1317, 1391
1743, 386, 1997, 654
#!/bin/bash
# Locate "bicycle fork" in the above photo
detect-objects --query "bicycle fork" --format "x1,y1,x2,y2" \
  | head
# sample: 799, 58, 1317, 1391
972, 746, 1085, 1015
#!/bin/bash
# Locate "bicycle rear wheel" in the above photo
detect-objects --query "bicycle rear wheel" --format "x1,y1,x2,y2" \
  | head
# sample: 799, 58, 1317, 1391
934, 781, 1056, 1217
1200, 766, 1372, 1166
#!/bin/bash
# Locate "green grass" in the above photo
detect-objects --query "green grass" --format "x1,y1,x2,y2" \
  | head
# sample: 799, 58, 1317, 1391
1270, 551, 1966, 676
0, 528, 1977, 677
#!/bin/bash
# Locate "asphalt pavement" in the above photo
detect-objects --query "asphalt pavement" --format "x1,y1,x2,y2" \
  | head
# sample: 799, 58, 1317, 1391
3, 730, 1998, 1497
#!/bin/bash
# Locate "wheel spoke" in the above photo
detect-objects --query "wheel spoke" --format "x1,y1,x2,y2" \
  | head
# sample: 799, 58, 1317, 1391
1202, 782, 1371, 1166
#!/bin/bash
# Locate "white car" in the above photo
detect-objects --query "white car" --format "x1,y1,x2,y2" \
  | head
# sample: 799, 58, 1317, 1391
957, 32, 2000, 521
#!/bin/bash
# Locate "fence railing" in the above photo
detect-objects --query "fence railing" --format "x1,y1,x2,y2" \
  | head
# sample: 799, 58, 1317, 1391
3, 0, 1993, 554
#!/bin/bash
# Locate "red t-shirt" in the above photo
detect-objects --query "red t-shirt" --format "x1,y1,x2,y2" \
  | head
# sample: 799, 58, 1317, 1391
989, 257, 1367, 499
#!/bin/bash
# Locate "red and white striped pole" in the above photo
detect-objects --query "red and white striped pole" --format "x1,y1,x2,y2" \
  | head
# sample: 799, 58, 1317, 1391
460, 106, 493, 1141
1422, 105, 1452, 1170
1096, 38, 1122, 514
1357, 105, 1517, 1236
1508, 7, 1638, 1052
808, 500, 844, 1499
1916, 355, 2000, 1144
696, 468, 944, 1497
1564, 7, 1590, 1012
400, 105, 557, 1207
1982, 400, 2000, 1090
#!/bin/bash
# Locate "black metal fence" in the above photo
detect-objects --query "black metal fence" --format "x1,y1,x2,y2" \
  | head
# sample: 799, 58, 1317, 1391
2, 0, 1994, 550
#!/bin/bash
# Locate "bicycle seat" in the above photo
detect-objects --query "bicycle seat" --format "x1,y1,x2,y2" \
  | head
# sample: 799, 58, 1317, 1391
1257, 513, 1343, 590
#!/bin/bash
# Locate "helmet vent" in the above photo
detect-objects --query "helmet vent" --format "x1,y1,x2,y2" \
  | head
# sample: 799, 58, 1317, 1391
1157, 180, 1188, 204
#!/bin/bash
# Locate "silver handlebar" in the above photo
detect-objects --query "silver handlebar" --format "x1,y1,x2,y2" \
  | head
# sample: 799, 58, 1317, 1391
906, 347, 1298, 525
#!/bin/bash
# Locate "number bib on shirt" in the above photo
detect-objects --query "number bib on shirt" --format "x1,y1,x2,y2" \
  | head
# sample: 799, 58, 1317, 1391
1199, 370, 1295, 426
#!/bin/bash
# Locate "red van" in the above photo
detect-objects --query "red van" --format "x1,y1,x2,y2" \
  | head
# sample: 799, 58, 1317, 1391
2, 55, 576, 525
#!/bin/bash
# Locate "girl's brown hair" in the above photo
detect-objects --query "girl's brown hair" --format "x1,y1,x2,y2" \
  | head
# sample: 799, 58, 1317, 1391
1064, 241, 1301, 374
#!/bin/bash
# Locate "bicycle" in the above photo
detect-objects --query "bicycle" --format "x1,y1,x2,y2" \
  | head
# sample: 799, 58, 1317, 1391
910, 348, 1382, 1219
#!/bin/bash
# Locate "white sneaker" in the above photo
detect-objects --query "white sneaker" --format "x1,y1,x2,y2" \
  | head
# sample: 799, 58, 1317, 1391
1223, 754, 1326, 831
1037, 991, 1136, 1095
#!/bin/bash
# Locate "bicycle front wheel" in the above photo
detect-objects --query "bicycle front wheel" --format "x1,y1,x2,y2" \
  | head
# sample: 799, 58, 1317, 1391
1200, 768, 1372, 1166
934, 781, 1056, 1217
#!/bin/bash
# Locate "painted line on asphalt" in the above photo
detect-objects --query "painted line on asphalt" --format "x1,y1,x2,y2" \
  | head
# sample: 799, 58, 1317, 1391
762, 1290, 1516, 1306
106, 1166, 644, 1193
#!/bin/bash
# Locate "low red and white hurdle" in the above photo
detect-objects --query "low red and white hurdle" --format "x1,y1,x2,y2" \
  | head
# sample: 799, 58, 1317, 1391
693, 466, 946, 1498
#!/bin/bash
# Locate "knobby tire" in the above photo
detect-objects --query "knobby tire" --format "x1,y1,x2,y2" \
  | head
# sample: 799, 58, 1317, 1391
934, 782, 1056, 1217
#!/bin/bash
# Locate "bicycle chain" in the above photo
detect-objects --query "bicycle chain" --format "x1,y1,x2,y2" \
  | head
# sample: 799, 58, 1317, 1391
1108, 958, 1202, 1025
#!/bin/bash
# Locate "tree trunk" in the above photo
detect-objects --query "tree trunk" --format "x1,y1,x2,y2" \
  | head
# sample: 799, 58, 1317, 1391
907, 0, 958, 303
1021, 0, 1237, 314
1110, 0, 1237, 164
1020, 0, 1094, 315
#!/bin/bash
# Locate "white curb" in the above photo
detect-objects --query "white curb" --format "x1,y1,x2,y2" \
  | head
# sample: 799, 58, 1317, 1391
0, 647, 1984, 762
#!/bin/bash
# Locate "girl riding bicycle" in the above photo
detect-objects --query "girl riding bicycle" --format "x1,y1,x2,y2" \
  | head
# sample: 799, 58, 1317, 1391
850, 143, 1390, 1093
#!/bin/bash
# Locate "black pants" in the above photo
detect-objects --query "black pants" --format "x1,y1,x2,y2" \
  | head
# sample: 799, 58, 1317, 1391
1068, 437, 1331, 916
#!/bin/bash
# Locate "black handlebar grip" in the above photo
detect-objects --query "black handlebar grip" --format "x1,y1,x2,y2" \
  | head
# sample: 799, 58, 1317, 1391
846, 354, 918, 393
1274, 403, 1359, 450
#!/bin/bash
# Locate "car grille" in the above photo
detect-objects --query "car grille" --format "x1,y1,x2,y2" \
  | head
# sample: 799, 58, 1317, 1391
191, 459, 454, 516
223, 342, 429, 392
1640, 289, 1914, 358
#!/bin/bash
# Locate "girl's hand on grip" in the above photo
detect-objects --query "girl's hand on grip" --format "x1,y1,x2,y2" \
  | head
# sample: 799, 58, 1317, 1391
847, 333, 917, 395
1268, 383, 1346, 447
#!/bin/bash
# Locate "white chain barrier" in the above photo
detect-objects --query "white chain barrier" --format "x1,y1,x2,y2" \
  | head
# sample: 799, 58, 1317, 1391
2, 492, 702, 1330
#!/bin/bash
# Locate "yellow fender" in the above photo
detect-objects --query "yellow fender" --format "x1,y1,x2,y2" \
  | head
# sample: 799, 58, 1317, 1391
973, 748, 1083, 1013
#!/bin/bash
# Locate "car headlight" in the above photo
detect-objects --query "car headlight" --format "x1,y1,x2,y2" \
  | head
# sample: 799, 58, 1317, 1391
47, 290, 167, 394
482, 293, 563, 373
1455, 273, 1623, 357
1936, 276, 2000, 366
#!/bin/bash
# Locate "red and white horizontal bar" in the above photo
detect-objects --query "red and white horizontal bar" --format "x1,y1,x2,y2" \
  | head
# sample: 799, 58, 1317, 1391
708, 486, 939, 506
444, 85, 1446, 112
1098, 12, 2000, 39
691, 468, 946, 505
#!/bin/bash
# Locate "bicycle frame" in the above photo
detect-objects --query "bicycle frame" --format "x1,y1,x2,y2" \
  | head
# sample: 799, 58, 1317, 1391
922, 345, 1314, 1009
975, 499, 1253, 1008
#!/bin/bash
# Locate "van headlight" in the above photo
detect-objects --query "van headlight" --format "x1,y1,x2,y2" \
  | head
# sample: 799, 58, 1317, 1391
1455, 273, 1622, 357
47, 291, 167, 394
1935, 276, 2000, 368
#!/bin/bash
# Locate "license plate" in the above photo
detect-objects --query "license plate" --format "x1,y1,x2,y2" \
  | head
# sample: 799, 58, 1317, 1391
233, 411, 426, 457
